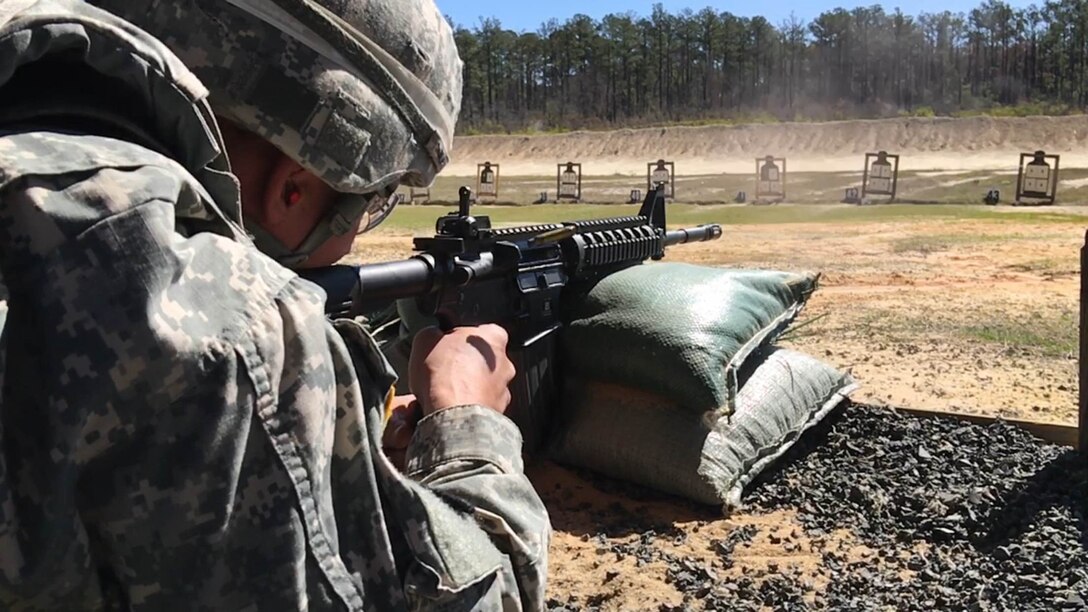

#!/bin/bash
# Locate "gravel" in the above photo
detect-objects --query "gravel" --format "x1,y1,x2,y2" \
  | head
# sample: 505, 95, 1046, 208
545, 403, 1088, 611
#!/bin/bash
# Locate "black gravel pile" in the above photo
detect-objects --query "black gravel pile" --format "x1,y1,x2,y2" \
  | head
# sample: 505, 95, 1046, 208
743, 404, 1087, 611
545, 404, 1088, 611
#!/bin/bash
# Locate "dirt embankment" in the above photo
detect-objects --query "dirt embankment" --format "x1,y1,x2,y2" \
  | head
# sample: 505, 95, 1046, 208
447, 115, 1088, 176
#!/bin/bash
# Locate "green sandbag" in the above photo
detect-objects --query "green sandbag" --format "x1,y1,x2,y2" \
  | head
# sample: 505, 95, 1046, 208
563, 263, 819, 421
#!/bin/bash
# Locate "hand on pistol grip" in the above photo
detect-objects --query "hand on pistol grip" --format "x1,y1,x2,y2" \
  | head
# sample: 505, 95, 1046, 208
408, 324, 515, 417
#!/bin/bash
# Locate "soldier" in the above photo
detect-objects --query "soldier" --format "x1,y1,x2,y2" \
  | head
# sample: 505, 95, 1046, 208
0, 0, 549, 610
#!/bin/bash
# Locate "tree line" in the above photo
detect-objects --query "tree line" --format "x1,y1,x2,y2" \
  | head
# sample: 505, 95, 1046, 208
450, 0, 1088, 132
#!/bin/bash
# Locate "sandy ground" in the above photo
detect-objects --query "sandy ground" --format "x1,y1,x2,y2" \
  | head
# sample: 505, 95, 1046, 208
530, 460, 927, 611
530, 461, 872, 611
447, 115, 1088, 176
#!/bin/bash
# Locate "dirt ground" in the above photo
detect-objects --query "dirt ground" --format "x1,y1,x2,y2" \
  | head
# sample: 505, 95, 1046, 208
529, 461, 876, 611
530, 460, 929, 611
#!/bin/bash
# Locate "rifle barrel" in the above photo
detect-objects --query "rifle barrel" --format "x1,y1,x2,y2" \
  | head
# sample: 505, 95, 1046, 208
664, 224, 723, 246
354, 258, 436, 303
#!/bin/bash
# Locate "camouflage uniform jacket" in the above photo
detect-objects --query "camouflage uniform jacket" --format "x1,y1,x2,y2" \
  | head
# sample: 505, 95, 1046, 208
0, 1, 549, 610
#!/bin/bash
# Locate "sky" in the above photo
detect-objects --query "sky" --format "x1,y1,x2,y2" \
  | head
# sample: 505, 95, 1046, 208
440, 0, 1035, 31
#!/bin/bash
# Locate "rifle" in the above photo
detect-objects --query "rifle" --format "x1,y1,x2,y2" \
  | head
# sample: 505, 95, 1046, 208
300, 184, 723, 453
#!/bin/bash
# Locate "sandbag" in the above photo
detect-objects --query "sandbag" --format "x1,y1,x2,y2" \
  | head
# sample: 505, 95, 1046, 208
563, 263, 819, 422
550, 347, 858, 507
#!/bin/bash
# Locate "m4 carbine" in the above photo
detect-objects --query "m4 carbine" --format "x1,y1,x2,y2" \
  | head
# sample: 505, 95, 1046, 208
301, 184, 722, 453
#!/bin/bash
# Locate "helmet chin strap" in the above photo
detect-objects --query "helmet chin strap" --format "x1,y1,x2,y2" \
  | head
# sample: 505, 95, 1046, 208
247, 194, 372, 268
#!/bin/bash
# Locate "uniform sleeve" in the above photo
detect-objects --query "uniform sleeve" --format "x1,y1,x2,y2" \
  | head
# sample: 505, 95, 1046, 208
404, 406, 551, 610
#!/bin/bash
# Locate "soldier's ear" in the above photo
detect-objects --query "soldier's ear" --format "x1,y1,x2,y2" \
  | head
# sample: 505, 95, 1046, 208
264, 157, 338, 232
261, 155, 305, 229
218, 117, 283, 228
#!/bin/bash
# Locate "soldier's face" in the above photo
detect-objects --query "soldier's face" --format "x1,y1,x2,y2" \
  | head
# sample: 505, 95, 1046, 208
220, 120, 363, 267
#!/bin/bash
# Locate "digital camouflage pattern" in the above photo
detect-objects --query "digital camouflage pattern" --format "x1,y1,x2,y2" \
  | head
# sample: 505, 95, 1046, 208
0, 1, 549, 610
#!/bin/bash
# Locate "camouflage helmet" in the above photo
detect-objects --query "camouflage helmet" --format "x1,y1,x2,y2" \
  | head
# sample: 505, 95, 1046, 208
90, 0, 463, 266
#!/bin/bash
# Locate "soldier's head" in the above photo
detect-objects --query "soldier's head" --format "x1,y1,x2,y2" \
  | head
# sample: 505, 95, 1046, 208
90, 0, 462, 268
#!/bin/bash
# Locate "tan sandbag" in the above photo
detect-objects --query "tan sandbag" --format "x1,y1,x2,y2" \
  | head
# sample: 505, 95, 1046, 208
551, 347, 858, 507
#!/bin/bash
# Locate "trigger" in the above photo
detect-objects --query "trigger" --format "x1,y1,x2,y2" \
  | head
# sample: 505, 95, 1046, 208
436, 313, 455, 333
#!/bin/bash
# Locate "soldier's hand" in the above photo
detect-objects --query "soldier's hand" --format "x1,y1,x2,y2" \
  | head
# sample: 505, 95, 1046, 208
409, 325, 515, 416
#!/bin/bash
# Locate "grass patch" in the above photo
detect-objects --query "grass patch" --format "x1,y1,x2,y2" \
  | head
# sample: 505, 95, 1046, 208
815, 304, 1078, 359
889, 232, 1019, 255
952, 102, 1078, 119
891, 236, 958, 255
1003, 258, 1081, 276
960, 315, 1077, 358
